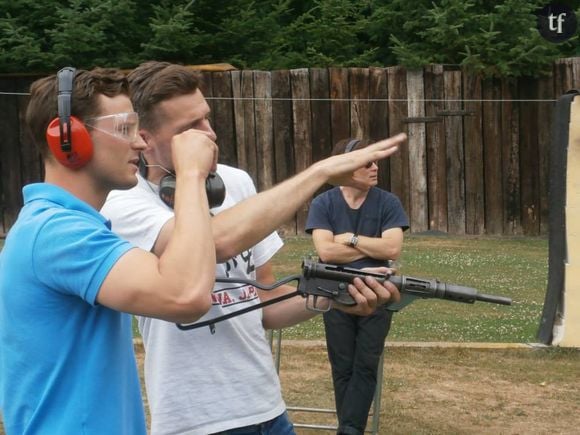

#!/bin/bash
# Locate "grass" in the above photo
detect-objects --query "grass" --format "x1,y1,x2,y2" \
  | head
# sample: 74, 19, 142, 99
3, 234, 549, 343
270, 235, 548, 343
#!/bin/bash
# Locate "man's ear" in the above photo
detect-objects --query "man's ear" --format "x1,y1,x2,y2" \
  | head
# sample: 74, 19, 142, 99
139, 129, 153, 146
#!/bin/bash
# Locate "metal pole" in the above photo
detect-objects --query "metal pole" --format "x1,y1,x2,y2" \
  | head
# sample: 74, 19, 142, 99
370, 349, 386, 434
271, 329, 385, 433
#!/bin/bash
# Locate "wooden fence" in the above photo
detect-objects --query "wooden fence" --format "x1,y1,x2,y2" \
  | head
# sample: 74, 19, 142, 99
1, 58, 579, 236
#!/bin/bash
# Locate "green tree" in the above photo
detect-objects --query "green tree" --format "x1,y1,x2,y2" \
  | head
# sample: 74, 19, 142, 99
0, 0, 577, 75
141, 0, 200, 62
47, 0, 143, 69
0, 14, 46, 71
169, 0, 294, 68
265, 0, 376, 68
369, 0, 579, 77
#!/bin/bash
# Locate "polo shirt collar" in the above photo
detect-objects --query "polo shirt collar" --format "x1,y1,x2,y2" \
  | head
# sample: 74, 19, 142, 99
23, 183, 111, 228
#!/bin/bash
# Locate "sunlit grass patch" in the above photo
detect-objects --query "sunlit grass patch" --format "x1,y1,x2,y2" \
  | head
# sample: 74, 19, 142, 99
271, 235, 548, 343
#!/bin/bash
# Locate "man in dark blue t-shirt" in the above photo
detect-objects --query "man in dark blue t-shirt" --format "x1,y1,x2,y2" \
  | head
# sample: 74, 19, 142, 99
305, 138, 409, 435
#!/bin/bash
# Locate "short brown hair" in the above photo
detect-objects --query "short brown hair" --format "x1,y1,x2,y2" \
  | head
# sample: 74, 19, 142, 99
331, 138, 373, 156
128, 61, 203, 131
25, 68, 129, 158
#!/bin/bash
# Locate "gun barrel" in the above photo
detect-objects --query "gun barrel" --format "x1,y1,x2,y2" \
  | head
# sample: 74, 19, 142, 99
475, 293, 512, 305
390, 276, 512, 306
301, 260, 512, 307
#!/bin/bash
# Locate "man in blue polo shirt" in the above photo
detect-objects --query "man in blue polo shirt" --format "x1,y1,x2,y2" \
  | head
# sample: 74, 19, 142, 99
0, 67, 218, 434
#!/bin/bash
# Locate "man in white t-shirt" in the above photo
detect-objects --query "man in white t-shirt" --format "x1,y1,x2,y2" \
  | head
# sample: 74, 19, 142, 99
101, 61, 406, 435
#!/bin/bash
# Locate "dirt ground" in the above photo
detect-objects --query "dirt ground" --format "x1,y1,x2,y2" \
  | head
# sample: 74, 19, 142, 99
134, 340, 580, 435
276, 342, 580, 435
2, 341, 577, 435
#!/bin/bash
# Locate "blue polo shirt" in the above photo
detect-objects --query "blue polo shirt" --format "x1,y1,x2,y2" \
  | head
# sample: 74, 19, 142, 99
0, 183, 145, 434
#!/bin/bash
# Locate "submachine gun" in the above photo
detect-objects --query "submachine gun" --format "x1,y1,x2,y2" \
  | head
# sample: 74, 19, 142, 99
176, 259, 511, 331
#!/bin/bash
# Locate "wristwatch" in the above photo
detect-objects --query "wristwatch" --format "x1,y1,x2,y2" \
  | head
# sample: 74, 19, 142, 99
349, 234, 359, 248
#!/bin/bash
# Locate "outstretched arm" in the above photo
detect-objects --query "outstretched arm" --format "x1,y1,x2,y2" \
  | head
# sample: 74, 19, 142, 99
151, 134, 406, 261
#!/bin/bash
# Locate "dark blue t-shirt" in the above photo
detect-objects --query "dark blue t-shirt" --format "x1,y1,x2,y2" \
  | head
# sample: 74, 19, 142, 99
305, 186, 409, 269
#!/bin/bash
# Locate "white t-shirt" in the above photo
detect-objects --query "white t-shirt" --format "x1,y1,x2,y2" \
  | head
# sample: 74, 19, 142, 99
101, 164, 286, 434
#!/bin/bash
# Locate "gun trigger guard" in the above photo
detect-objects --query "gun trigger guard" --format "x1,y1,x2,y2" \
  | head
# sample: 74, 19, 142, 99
305, 295, 332, 313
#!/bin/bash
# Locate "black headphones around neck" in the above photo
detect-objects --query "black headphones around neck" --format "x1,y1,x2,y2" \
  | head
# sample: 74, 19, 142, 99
139, 154, 226, 209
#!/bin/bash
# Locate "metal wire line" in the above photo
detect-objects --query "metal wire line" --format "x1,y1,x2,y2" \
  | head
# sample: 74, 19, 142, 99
0, 91, 558, 102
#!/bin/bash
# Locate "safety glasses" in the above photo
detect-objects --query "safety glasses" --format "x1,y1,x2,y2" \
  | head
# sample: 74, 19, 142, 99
85, 111, 140, 143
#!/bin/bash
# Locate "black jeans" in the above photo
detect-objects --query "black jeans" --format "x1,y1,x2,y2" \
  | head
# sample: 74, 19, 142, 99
323, 308, 393, 435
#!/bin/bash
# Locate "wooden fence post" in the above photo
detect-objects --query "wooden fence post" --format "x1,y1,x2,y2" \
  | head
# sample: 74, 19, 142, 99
443, 69, 466, 235
290, 68, 312, 234
254, 71, 274, 192
406, 69, 428, 232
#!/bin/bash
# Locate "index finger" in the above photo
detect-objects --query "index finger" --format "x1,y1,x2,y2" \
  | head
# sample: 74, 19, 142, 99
367, 133, 407, 161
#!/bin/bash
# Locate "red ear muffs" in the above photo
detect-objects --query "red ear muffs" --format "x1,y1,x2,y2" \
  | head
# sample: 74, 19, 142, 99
45, 67, 93, 169
46, 115, 93, 169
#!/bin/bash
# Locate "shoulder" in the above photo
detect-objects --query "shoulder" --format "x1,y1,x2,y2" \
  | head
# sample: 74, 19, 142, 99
312, 187, 339, 205
216, 164, 257, 202
372, 187, 402, 205
217, 164, 253, 185
105, 175, 156, 208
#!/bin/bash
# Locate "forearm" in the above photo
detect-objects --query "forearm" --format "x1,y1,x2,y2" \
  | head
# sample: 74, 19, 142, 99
260, 285, 318, 329
317, 240, 366, 264
158, 171, 215, 313
212, 163, 328, 261
354, 235, 401, 261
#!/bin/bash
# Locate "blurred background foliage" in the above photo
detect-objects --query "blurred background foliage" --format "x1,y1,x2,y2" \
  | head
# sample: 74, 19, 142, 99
0, 0, 578, 76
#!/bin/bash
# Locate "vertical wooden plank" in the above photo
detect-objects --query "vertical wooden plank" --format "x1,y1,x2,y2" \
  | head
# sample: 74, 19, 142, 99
212, 71, 237, 167
18, 78, 43, 187
290, 68, 312, 234
329, 68, 350, 144
271, 70, 294, 183
482, 77, 503, 235
406, 69, 428, 232
199, 72, 214, 114
386, 66, 410, 218
231, 71, 257, 182
0, 79, 23, 234
537, 75, 553, 235
309, 68, 332, 208
242, 71, 257, 183
519, 77, 540, 235
572, 57, 580, 89
253, 71, 274, 191
309, 68, 332, 163
271, 70, 296, 235
554, 58, 575, 96
424, 65, 448, 232
231, 71, 247, 172
501, 79, 522, 235
349, 68, 370, 139
369, 67, 390, 191
462, 71, 484, 234
444, 69, 466, 235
